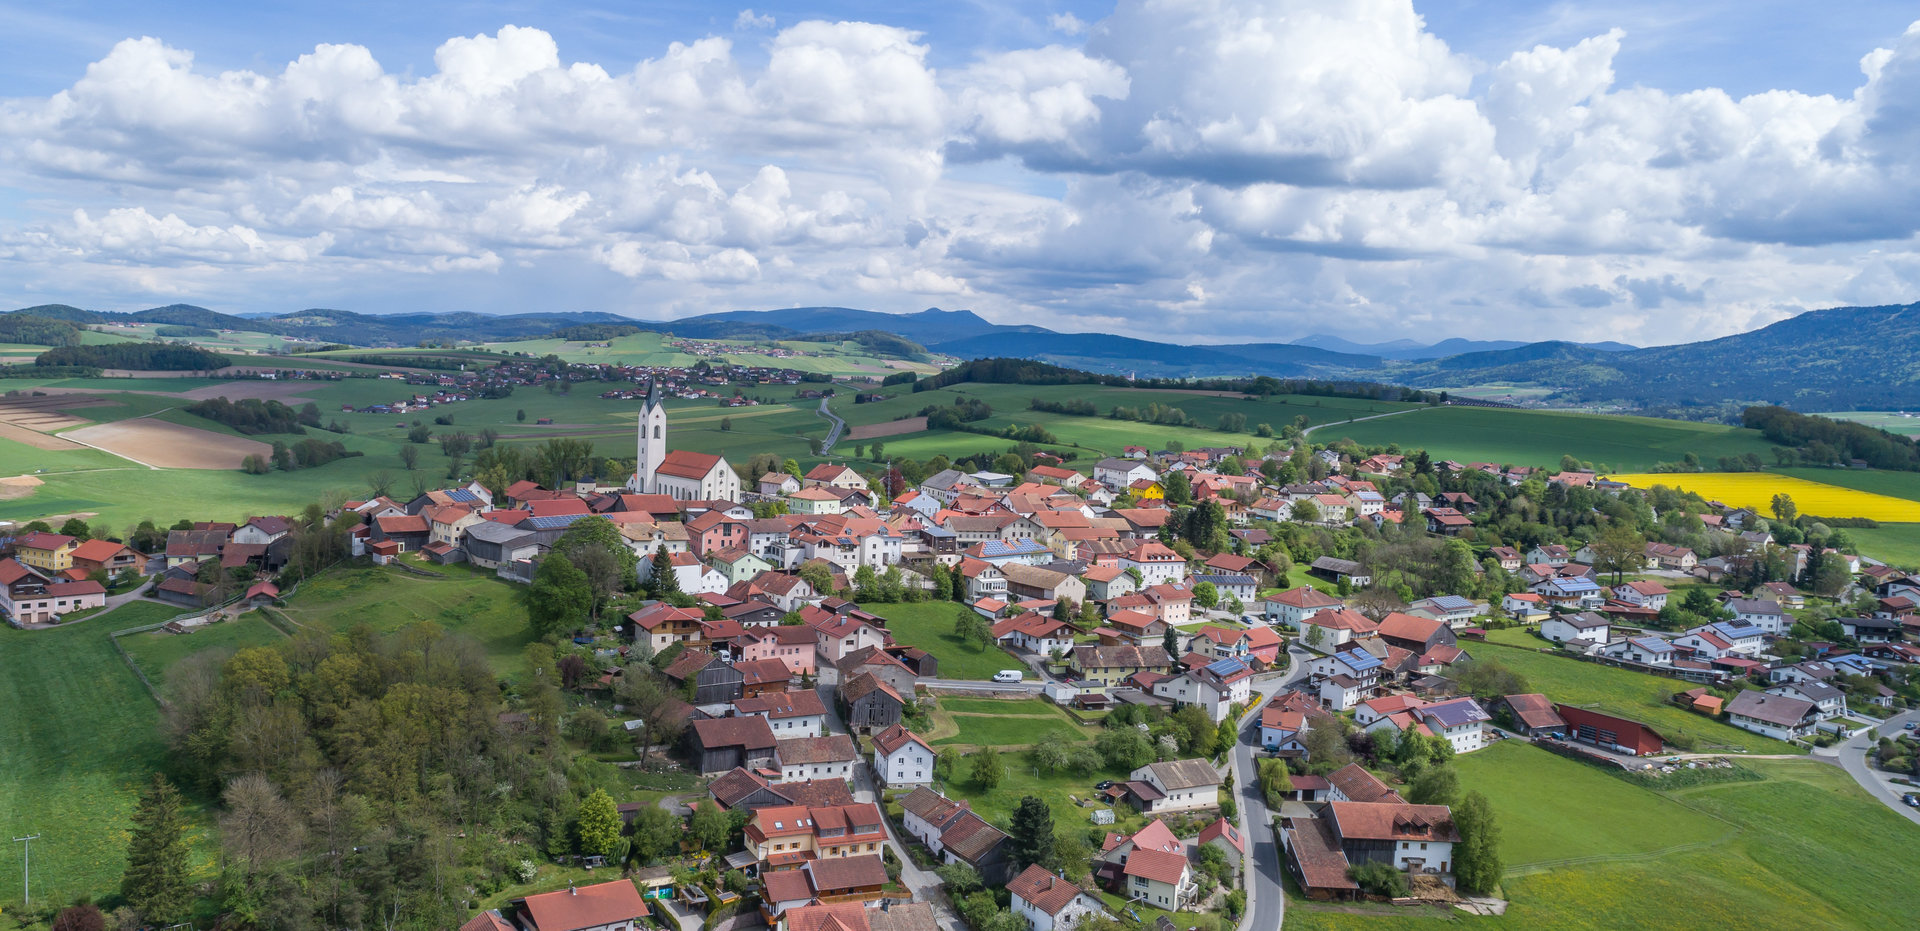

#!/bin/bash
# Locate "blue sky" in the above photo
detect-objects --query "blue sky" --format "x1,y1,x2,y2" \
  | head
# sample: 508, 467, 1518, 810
0, 1, 1916, 344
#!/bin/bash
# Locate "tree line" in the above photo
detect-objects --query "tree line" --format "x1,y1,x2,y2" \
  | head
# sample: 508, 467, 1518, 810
37, 343, 230, 371
188, 396, 323, 434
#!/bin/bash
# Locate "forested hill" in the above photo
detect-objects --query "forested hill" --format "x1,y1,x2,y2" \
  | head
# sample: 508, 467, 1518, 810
1398, 303, 1920, 411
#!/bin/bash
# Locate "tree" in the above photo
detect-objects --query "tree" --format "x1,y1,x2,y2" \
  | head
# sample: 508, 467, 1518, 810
690, 800, 731, 852
1453, 790, 1503, 895
935, 862, 983, 897
971, 748, 1003, 788
1812, 550, 1852, 600
59, 517, 91, 540
557, 515, 639, 613
398, 444, 420, 471
122, 773, 193, 922
1008, 796, 1056, 870
784, 458, 803, 479
1193, 581, 1219, 609
956, 611, 995, 648
1164, 471, 1193, 505
51, 905, 106, 931
798, 561, 835, 596
1771, 493, 1798, 523
854, 565, 881, 601
720, 417, 733, 432
1590, 523, 1648, 584
528, 553, 594, 639
1095, 727, 1154, 770
517, 408, 527, 422
649, 548, 681, 597
1163, 623, 1180, 658
1454, 658, 1527, 700
1291, 499, 1321, 523
629, 806, 680, 863
577, 788, 623, 856
1407, 765, 1459, 806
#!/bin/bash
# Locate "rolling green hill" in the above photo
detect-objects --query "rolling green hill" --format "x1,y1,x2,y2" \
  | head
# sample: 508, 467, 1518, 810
1323, 405, 1776, 471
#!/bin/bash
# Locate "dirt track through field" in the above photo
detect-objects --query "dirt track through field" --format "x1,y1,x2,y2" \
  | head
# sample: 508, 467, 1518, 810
848, 416, 928, 440
61, 417, 271, 469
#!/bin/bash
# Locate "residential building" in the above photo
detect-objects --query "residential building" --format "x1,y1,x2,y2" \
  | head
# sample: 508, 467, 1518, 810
1008, 865, 1107, 931
1124, 759, 1223, 814
872, 724, 936, 788
1726, 691, 1819, 740
1541, 612, 1610, 647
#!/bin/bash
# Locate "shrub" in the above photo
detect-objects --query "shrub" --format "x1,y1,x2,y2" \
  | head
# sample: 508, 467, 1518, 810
1347, 861, 1409, 897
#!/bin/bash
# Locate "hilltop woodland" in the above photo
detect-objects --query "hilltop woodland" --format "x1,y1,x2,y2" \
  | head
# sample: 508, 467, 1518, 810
35, 343, 231, 371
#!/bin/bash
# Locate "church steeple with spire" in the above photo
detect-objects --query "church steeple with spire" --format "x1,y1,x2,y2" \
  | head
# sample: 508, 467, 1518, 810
630, 376, 667, 492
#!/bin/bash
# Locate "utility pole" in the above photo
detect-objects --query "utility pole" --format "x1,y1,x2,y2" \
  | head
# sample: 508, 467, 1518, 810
12, 834, 39, 909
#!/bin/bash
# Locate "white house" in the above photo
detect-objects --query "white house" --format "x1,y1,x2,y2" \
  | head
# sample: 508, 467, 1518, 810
1726, 691, 1819, 740
1008, 865, 1107, 931
773, 735, 858, 782
1541, 612, 1610, 647
736, 690, 829, 738
1150, 658, 1254, 723
1119, 542, 1188, 586
1613, 581, 1671, 611
1601, 635, 1676, 666
1414, 697, 1490, 754
1127, 759, 1223, 814
1727, 598, 1787, 635
1264, 586, 1345, 627
1093, 458, 1158, 491
1676, 620, 1767, 658
1765, 681, 1845, 720
871, 724, 936, 788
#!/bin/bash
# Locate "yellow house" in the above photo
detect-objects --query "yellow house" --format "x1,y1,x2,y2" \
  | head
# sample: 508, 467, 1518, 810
1129, 480, 1165, 500
15, 532, 79, 572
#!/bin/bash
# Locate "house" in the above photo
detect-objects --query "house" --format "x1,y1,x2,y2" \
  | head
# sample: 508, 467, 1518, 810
1001, 563, 1087, 604
1557, 705, 1663, 756
1407, 595, 1479, 629
994, 612, 1082, 658
12, 532, 79, 573
1601, 635, 1676, 666
1323, 763, 1402, 804
689, 716, 778, 775
67, 539, 142, 577
837, 646, 918, 698
1502, 592, 1547, 622
1121, 843, 1195, 911
706, 768, 855, 813
1491, 694, 1566, 737
736, 689, 830, 738
1541, 612, 1610, 647
1676, 620, 1766, 658
1119, 542, 1187, 586
1008, 865, 1107, 931
1527, 544, 1570, 566
872, 724, 936, 788
0, 561, 104, 623
1727, 598, 1787, 635
802, 464, 870, 492
1150, 658, 1254, 723
1726, 691, 1819, 740
1070, 644, 1171, 685
1198, 817, 1247, 869
1093, 458, 1158, 491
1298, 609, 1378, 651
1840, 616, 1903, 642
739, 625, 819, 676
744, 801, 888, 867
760, 857, 891, 920
501, 878, 649, 931
773, 735, 858, 782
1263, 586, 1344, 627
1414, 697, 1490, 753
629, 603, 707, 654
1765, 681, 1845, 720
1613, 580, 1671, 610
838, 671, 905, 731
1536, 576, 1603, 610
1324, 801, 1458, 874
1193, 573, 1258, 606
759, 473, 802, 497
898, 787, 1012, 884
1487, 546, 1523, 571
1124, 759, 1223, 814
1260, 706, 1311, 754
1644, 542, 1698, 571
806, 608, 890, 664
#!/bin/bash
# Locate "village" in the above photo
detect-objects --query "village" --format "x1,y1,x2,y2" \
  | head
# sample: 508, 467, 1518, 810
3, 381, 1919, 931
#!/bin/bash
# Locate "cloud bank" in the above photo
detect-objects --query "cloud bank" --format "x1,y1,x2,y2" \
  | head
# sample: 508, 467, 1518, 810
1, 1, 1917, 344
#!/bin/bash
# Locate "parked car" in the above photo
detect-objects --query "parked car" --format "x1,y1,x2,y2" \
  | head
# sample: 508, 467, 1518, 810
1094, 780, 1116, 791
992, 669, 1024, 683
1904, 721, 1916, 730
1903, 794, 1919, 808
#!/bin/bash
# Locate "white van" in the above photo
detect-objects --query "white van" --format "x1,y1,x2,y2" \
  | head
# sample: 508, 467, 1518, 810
992, 670, 1024, 683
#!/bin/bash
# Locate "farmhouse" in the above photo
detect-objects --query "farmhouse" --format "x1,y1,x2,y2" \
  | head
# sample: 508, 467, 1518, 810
1726, 691, 1819, 740
1123, 759, 1223, 814
898, 787, 1012, 883
871, 724, 936, 788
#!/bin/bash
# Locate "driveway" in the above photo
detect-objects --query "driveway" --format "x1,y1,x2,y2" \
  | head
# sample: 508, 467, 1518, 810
13, 588, 168, 631
1830, 708, 1920, 825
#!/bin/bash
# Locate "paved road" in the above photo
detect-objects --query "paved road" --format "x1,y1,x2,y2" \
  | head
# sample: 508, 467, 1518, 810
1229, 645, 1315, 931
1832, 708, 1920, 825
817, 397, 847, 453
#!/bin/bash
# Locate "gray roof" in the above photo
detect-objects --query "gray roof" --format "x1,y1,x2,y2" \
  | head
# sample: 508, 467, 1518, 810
1144, 758, 1223, 790
1418, 697, 1490, 728
921, 469, 968, 492
464, 521, 533, 544
1728, 598, 1783, 615
1727, 690, 1815, 727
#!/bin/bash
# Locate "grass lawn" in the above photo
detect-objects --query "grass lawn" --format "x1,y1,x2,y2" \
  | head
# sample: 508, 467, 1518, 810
1286, 758, 1920, 931
1101, 890, 1224, 931
1776, 466, 1920, 502
120, 612, 289, 688
1324, 406, 1776, 472
861, 601, 1018, 680
928, 697, 1091, 750
273, 564, 537, 676
1845, 523, 1920, 569
940, 761, 1148, 840
1452, 741, 1728, 869
1469, 637, 1797, 754
0, 602, 215, 910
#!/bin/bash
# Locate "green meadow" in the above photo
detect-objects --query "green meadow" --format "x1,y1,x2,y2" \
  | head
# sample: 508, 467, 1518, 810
1323, 405, 1777, 471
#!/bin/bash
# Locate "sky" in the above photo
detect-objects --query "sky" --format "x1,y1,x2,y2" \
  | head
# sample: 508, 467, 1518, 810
0, 1, 1917, 347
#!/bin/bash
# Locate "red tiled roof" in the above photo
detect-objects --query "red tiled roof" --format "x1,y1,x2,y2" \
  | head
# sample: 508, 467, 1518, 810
657, 449, 725, 480
1006, 865, 1092, 916
520, 879, 649, 931
1122, 847, 1188, 885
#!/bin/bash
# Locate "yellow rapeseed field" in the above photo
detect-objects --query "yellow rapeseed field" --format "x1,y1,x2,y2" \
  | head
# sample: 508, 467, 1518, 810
1606, 472, 1920, 522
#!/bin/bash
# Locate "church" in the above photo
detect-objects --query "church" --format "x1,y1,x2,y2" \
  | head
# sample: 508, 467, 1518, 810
628, 379, 742, 501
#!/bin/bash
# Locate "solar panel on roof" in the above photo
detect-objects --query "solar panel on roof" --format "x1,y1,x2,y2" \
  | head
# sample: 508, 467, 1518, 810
1336, 649, 1382, 672
1205, 658, 1247, 676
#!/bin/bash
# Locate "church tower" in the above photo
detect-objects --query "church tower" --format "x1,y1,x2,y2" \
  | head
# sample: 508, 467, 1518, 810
631, 378, 667, 492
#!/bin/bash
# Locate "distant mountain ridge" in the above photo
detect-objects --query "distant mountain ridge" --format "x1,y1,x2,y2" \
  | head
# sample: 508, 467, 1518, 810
1291, 333, 1637, 360
10, 300, 1918, 409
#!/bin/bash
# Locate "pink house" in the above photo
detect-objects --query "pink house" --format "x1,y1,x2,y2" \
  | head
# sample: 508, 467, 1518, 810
739, 625, 819, 675
687, 510, 747, 557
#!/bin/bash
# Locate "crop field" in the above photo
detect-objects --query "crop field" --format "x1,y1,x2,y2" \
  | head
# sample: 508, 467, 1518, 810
1286, 757, 1920, 931
477, 331, 946, 376
1605, 471, 1920, 521
1470, 635, 1798, 754
0, 601, 214, 911
861, 601, 1015, 681
1452, 741, 1727, 868
1815, 410, 1920, 436
1324, 406, 1776, 471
